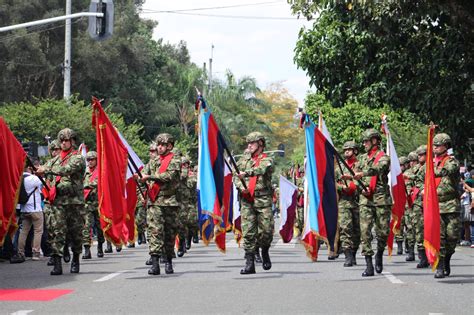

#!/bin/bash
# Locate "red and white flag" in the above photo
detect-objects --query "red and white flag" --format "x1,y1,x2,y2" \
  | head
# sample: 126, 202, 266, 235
232, 184, 242, 245
382, 115, 407, 256
279, 175, 298, 243
78, 143, 88, 158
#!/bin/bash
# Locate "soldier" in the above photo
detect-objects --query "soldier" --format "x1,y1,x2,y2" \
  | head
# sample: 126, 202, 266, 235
295, 168, 305, 239
81, 151, 105, 259
177, 156, 191, 257
36, 128, 86, 275
336, 140, 360, 267
43, 140, 61, 266
403, 151, 419, 261
395, 156, 410, 255
432, 133, 460, 278
235, 132, 274, 275
136, 133, 181, 276
187, 165, 200, 246
353, 128, 392, 277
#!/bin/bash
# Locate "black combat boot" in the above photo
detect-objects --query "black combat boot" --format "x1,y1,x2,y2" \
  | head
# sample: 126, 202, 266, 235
192, 231, 199, 244
405, 246, 415, 261
116, 246, 122, 252
63, 246, 71, 263
343, 249, 353, 267
240, 252, 256, 275
177, 239, 186, 257
375, 250, 383, 274
362, 256, 374, 277
416, 249, 429, 268
97, 242, 104, 258
82, 245, 92, 259
261, 246, 272, 270
127, 242, 135, 248
352, 249, 358, 265
104, 241, 113, 253
443, 253, 452, 276
148, 255, 160, 275
165, 258, 174, 274
50, 255, 63, 276
185, 235, 192, 250
255, 247, 262, 263
434, 258, 445, 279
70, 253, 80, 273
396, 241, 403, 255
137, 233, 143, 245
145, 256, 153, 266
47, 256, 55, 266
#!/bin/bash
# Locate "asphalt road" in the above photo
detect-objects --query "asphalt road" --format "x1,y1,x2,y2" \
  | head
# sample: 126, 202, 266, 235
1, 229, 473, 315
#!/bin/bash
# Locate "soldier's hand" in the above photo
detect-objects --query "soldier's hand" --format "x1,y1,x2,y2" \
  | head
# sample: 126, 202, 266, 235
140, 174, 150, 183
340, 174, 353, 180
241, 189, 249, 195
353, 172, 364, 180
35, 166, 45, 176
237, 172, 246, 179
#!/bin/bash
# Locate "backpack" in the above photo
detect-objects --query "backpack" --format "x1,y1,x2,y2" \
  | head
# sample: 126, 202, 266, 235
18, 174, 37, 205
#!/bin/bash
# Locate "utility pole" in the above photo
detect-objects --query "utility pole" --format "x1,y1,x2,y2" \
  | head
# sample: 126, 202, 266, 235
208, 44, 214, 93
202, 62, 207, 97
63, 0, 72, 101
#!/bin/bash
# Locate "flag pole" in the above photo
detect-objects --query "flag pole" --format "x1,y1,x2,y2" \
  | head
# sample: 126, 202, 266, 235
127, 153, 150, 196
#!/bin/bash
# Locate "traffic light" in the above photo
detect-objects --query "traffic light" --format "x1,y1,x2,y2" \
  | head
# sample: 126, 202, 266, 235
88, 0, 114, 41
22, 142, 38, 157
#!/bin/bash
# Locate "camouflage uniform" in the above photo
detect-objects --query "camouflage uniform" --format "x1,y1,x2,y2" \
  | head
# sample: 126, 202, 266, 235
403, 152, 418, 257
42, 128, 86, 275
82, 151, 104, 251
185, 166, 199, 245
135, 181, 148, 241
43, 140, 61, 250
143, 133, 181, 274
412, 146, 427, 255
336, 141, 360, 265
432, 133, 460, 278
176, 157, 191, 256
355, 129, 391, 276
235, 132, 274, 274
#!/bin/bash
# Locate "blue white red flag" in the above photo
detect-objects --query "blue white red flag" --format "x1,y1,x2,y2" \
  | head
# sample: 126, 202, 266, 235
301, 114, 339, 261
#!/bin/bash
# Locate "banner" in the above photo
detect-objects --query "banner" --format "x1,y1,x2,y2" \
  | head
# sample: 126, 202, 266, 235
279, 175, 298, 243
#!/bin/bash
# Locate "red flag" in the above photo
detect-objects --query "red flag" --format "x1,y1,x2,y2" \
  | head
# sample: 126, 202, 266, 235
92, 98, 128, 246
423, 125, 441, 270
382, 116, 407, 256
0, 118, 26, 246
214, 163, 233, 252
279, 175, 297, 243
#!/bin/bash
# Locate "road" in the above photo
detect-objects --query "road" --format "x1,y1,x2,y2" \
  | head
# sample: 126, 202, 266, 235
1, 229, 473, 314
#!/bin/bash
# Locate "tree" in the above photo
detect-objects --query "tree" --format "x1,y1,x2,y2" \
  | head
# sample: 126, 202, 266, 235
289, 0, 473, 158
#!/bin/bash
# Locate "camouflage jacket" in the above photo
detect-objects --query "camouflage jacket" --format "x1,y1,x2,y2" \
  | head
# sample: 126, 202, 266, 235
434, 155, 460, 213
411, 164, 425, 207
44, 150, 86, 205
187, 172, 197, 208
355, 148, 392, 207
143, 153, 181, 207
178, 169, 191, 206
83, 167, 98, 205
335, 158, 359, 209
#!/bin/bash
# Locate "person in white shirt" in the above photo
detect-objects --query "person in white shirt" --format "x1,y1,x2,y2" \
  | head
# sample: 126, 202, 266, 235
15, 164, 44, 262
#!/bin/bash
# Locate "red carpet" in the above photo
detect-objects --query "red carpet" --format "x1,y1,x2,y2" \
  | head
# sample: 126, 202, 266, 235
0, 289, 73, 301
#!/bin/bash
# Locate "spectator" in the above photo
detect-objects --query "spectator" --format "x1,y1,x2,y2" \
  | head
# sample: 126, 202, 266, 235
10, 164, 44, 263
463, 170, 474, 248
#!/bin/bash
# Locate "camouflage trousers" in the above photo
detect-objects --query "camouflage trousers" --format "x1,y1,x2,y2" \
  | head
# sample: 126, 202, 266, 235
178, 204, 190, 240
405, 205, 424, 250
440, 212, 460, 258
296, 206, 304, 236
49, 203, 84, 256
360, 205, 391, 256
135, 203, 147, 235
43, 203, 53, 245
187, 204, 199, 236
395, 215, 405, 242
147, 205, 178, 258
82, 202, 104, 246
339, 206, 360, 251
241, 197, 274, 253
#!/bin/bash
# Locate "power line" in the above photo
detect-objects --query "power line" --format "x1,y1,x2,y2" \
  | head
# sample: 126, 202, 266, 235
144, 11, 299, 21
141, 1, 283, 13
0, 60, 51, 67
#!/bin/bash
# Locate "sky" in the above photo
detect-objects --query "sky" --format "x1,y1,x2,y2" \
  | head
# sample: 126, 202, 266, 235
140, 0, 314, 107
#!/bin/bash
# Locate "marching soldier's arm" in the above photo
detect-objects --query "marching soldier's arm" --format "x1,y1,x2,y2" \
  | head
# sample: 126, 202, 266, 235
434, 158, 459, 178
242, 157, 274, 177
362, 155, 390, 177
148, 158, 180, 183
45, 155, 85, 176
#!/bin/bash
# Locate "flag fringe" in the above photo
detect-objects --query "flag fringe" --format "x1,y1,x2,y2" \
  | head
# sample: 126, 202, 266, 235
423, 240, 440, 271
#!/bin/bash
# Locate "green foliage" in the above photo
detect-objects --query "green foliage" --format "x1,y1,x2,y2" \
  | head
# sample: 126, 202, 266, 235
0, 98, 148, 160
290, 0, 473, 158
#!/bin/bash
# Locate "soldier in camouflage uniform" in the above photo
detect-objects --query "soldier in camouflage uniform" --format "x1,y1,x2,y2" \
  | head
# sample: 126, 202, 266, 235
44, 140, 61, 266
81, 151, 105, 259
176, 156, 191, 257
187, 165, 199, 247
135, 180, 148, 245
394, 156, 410, 255
432, 133, 460, 278
37, 128, 86, 275
235, 132, 274, 275
336, 141, 360, 267
353, 129, 392, 277
137, 133, 181, 275
403, 151, 418, 261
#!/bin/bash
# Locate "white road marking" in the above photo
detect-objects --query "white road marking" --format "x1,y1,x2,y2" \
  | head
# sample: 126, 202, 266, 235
382, 271, 404, 284
11, 310, 34, 315
93, 270, 130, 282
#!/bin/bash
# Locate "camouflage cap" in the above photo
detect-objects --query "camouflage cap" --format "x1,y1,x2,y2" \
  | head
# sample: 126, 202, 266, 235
433, 133, 451, 147
48, 139, 61, 150
149, 142, 157, 151
342, 140, 358, 150
181, 156, 190, 164
408, 151, 418, 161
416, 145, 427, 155
362, 128, 382, 141
399, 156, 409, 165
57, 128, 77, 141
155, 133, 175, 145
86, 151, 97, 159
246, 132, 266, 145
